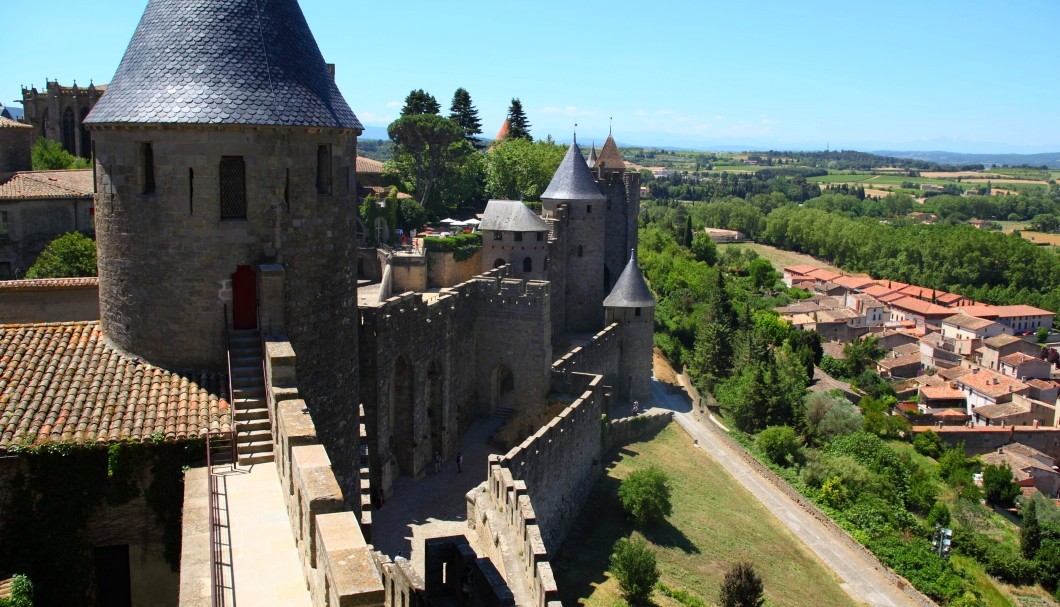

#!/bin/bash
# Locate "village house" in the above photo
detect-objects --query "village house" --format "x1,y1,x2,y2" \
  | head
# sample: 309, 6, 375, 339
955, 368, 1031, 412
980, 333, 1041, 371
998, 352, 1053, 381
980, 443, 1060, 498
940, 313, 1008, 356
919, 332, 963, 370
973, 394, 1057, 429
887, 296, 955, 331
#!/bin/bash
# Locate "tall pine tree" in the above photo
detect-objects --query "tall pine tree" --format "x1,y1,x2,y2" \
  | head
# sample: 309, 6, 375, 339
506, 98, 531, 141
401, 89, 440, 116
449, 88, 482, 142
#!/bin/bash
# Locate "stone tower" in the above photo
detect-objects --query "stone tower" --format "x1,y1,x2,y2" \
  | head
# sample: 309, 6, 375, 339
21, 81, 105, 158
85, 0, 363, 490
542, 139, 606, 332
604, 251, 656, 401
595, 134, 640, 293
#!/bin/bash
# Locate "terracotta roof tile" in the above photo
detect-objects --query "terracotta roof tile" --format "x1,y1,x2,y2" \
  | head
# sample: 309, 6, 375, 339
0, 277, 98, 291
0, 321, 230, 452
956, 369, 1029, 399
1000, 352, 1043, 366
356, 156, 384, 174
783, 264, 817, 275
983, 334, 1023, 349
993, 305, 1055, 318
594, 135, 625, 171
890, 296, 952, 316
943, 313, 998, 331
0, 170, 94, 200
939, 366, 972, 380
920, 385, 967, 400
0, 116, 32, 130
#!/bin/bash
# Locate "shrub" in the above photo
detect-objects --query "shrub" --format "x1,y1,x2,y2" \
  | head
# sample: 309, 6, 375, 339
423, 232, 482, 261
913, 430, 943, 459
756, 426, 803, 467
819, 476, 850, 510
981, 462, 1020, 508
927, 502, 951, 528
24, 232, 97, 279
719, 562, 764, 607
618, 466, 673, 528
31, 137, 89, 170
0, 574, 34, 607
610, 537, 659, 605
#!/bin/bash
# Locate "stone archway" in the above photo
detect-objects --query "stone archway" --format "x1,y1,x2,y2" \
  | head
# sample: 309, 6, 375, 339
427, 360, 444, 457
391, 356, 415, 475
490, 364, 515, 413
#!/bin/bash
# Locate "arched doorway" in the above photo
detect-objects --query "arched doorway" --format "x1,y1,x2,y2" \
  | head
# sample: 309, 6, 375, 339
391, 356, 415, 475
490, 364, 515, 413
427, 360, 444, 457
493, 258, 506, 269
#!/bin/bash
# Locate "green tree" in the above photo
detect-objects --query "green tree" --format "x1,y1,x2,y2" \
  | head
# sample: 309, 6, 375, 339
719, 562, 764, 607
982, 463, 1021, 507
690, 320, 731, 392
618, 466, 673, 528
913, 430, 943, 459
610, 537, 659, 605
682, 215, 694, 247
757, 426, 803, 466
31, 137, 90, 170
505, 98, 531, 141
804, 392, 862, 445
400, 89, 440, 116
689, 233, 718, 265
24, 232, 97, 279
843, 336, 885, 376
484, 137, 564, 201
387, 114, 465, 210
747, 258, 779, 292
448, 87, 482, 142
1022, 497, 1041, 559
1037, 327, 1050, 343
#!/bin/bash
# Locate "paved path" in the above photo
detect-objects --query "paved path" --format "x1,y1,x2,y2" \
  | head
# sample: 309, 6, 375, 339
648, 380, 926, 607
371, 418, 502, 577
220, 462, 312, 607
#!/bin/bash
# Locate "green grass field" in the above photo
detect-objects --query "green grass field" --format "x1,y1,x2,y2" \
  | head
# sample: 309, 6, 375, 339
553, 424, 859, 607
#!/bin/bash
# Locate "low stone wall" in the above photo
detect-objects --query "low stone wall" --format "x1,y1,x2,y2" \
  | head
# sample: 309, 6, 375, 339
917, 425, 1060, 459
551, 323, 620, 383
427, 249, 482, 288
609, 411, 673, 447
265, 337, 384, 607
0, 276, 99, 323
391, 254, 427, 293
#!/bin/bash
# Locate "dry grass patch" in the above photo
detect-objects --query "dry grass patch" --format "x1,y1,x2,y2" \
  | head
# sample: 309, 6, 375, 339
553, 424, 860, 607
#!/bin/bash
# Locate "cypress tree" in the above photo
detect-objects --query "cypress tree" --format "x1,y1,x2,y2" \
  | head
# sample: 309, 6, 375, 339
448, 88, 482, 142
506, 98, 531, 141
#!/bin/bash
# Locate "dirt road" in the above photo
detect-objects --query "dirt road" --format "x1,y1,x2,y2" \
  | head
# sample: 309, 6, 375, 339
648, 380, 932, 607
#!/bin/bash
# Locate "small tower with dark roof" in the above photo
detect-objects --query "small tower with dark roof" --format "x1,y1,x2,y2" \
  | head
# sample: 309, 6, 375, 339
542, 138, 606, 332
604, 251, 656, 401
85, 0, 363, 492
586, 142, 597, 167
592, 133, 641, 294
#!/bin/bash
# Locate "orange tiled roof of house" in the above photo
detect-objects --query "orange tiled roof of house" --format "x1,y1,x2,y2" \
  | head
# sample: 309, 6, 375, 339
956, 304, 999, 319
807, 268, 842, 282
938, 366, 972, 381
1026, 378, 1057, 390
993, 305, 1055, 318
890, 296, 953, 316
784, 264, 818, 276
920, 385, 967, 400
355, 156, 384, 174
0, 321, 230, 452
594, 135, 625, 171
935, 292, 966, 306
1000, 352, 1043, 367
833, 275, 875, 290
0, 116, 32, 130
0, 170, 94, 200
877, 351, 921, 371
0, 277, 98, 290
861, 284, 897, 298
943, 313, 998, 332
983, 334, 1023, 349
982, 444, 1055, 481
879, 291, 906, 303
955, 369, 1029, 399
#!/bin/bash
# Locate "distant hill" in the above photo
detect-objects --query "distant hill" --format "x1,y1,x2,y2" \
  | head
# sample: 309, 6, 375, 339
876, 150, 1060, 169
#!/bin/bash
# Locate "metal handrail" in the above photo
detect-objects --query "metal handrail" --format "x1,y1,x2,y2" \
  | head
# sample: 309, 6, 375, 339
223, 305, 237, 464
206, 431, 221, 607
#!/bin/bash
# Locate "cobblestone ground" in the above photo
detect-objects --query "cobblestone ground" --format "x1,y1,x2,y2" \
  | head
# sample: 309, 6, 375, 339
371, 417, 502, 577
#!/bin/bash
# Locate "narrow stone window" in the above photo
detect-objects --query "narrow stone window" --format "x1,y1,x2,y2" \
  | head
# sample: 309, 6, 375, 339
523, 257, 532, 273
577, 245, 583, 257
0, 262, 10, 280
493, 231, 502, 241
514, 232, 523, 242
141, 142, 155, 195
536, 232, 543, 241
586, 204, 592, 214
219, 156, 246, 220
0, 211, 8, 237
284, 168, 290, 212
317, 144, 332, 195
635, 307, 642, 317
188, 168, 194, 214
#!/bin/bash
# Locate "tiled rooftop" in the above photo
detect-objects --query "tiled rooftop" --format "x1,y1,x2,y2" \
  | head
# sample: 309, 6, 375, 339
0, 116, 31, 130
999, 352, 1043, 366
943, 313, 998, 332
0, 277, 98, 290
356, 156, 384, 174
920, 385, 967, 401
956, 369, 1029, 399
0, 322, 230, 452
85, 0, 360, 129
0, 170, 94, 200
983, 334, 1023, 349
593, 135, 625, 171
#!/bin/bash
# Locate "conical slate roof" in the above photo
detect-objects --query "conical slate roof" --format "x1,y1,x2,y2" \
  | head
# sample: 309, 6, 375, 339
542, 140, 605, 201
586, 142, 597, 167
594, 134, 625, 171
85, 0, 361, 129
603, 251, 656, 308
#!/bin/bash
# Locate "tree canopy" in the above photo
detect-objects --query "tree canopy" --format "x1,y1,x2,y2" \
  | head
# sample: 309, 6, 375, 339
400, 89, 440, 116
448, 88, 482, 142
25, 232, 97, 279
484, 137, 564, 201
31, 138, 90, 170
387, 113, 465, 211
505, 98, 531, 141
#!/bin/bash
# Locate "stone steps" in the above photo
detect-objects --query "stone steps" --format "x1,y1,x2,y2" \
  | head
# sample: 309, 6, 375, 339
228, 329, 273, 465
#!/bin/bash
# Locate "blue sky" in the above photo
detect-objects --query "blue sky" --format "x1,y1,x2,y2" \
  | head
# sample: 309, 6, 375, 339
3, 0, 1058, 153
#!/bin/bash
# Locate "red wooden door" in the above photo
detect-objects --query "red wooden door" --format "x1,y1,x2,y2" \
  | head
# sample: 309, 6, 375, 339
232, 265, 257, 330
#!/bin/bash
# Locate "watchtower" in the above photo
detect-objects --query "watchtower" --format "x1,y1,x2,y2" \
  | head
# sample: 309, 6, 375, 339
603, 251, 656, 401
594, 134, 640, 293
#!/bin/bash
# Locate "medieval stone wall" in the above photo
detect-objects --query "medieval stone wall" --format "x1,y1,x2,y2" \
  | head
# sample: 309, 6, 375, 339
0, 277, 99, 323
926, 426, 1060, 459
0, 195, 94, 277
0, 123, 34, 173
551, 323, 621, 393
428, 249, 482, 287
600, 170, 640, 291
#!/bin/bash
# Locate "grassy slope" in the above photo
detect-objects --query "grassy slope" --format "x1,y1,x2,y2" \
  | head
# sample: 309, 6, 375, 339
717, 242, 844, 275
553, 424, 860, 607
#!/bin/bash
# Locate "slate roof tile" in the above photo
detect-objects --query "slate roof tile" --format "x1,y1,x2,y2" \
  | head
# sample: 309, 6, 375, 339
0, 321, 230, 452
85, 0, 360, 130
603, 252, 656, 308
542, 140, 605, 202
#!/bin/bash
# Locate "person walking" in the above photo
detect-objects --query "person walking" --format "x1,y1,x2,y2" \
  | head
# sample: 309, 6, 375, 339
434, 450, 442, 473
456, 451, 463, 473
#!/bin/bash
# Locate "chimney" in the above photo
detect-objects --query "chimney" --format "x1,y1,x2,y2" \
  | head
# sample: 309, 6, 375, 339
998, 446, 1004, 454
327, 63, 336, 78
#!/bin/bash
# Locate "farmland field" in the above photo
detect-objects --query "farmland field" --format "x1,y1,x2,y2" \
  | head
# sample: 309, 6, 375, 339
716, 242, 844, 274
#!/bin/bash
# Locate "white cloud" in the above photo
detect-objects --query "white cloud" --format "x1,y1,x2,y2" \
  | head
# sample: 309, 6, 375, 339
358, 111, 395, 124
385, 101, 402, 108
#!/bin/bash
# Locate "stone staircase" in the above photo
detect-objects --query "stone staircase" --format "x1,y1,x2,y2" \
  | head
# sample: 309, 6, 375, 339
229, 329, 273, 465
488, 406, 517, 451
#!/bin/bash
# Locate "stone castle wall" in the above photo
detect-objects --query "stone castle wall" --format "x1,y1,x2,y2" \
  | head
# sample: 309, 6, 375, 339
0, 277, 99, 323
551, 323, 621, 391
0, 122, 34, 173
429, 249, 482, 287
600, 170, 640, 291
922, 426, 1060, 459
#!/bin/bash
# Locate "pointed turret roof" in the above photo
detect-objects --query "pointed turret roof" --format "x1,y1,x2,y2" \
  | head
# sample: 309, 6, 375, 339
586, 142, 597, 167
594, 134, 625, 171
495, 119, 511, 141
604, 251, 656, 308
542, 140, 605, 201
85, 0, 360, 129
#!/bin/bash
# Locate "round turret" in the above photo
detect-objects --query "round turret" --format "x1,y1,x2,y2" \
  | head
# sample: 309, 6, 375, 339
604, 251, 656, 401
